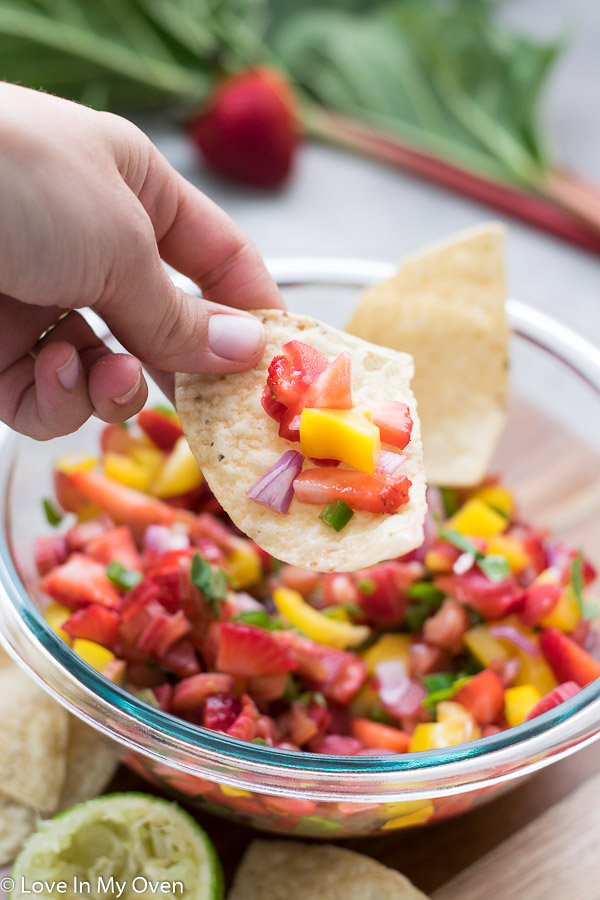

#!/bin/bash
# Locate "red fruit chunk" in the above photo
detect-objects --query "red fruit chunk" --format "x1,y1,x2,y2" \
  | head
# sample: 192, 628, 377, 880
137, 408, 183, 452
263, 796, 317, 816
423, 598, 470, 654
62, 605, 120, 649
35, 536, 67, 576
203, 692, 242, 732
191, 514, 240, 555
227, 694, 259, 741
159, 638, 200, 678
172, 673, 235, 712
53, 470, 87, 514
267, 355, 304, 409
137, 609, 192, 657
354, 561, 412, 626
519, 581, 561, 627
312, 735, 363, 755
303, 352, 352, 410
409, 641, 452, 678
453, 670, 505, 725
261, 384, 287, 423
65, 517, 112, 553
277, 406, 301, 442
85, 526, 141, 571
282, 341, 329, 386
351, 718, 411, 752
540, 627, 600, 687
434, 571, 522, 620
294, 468, 411, 514
217, 623, 297, 677
524, 681, 581, 721
371, 401, 413, 450
41, 554, 120, 610
188, 66, 298, 189
152, 683, 173, 712
280, 565, 321, 597
247, 672, 288, 704
100, 423, 136, 456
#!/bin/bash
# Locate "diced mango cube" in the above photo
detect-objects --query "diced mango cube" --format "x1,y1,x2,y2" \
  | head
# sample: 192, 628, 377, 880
130, 446, 164, 481
103, 453, 153, 492
44, 602, 72, 644
437, 701, 481, 741
464, 625, 508, 667
55, 453, 98, 475
447, 498, 507, 538
472, 485, 514, 518
505, 684, 541, 726
300, 407, 381, 474
408, 721, 467, 752
71, 638, 115, 673
220, 785, 251, 797
152, 436, 203, 498
424, 550, 454, 573
540, 586, 581, 632
227, 544, 262, 590
361, 634, 412, 675
512, 651, 558, 696
486, 535, 530, 573
381, 801, 435, 829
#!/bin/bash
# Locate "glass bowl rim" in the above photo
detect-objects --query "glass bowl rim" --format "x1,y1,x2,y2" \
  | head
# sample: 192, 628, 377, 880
0, 256, 600, 801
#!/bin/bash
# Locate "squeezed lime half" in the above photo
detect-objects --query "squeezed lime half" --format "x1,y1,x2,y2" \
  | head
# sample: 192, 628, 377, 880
10, 793, 223, 900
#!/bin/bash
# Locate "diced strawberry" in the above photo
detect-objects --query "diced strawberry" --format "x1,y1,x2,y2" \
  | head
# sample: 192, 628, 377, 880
272, 631, 329, 682
100, 423, 136, 456
519, 580, 562, 627
159, 638, 200, 678
524, 681, 581, 721
85, 526, 141, 571
434, 571, 522, 620
303, 352, 352, 409
65, 517, 113, 553
204, 692, 242, 732
354, 561, 411, 626
321, 573, 359, 609
261, 384, 287, 423
137, 408, 183, 452
351, 718, 411, 752
409, 641, 452, 678
540, 627, 600, 687
312, 735, 363, 755
41, 554, 121, 610
227, 694, 259, 741
67, 470, 176, 534
293, 468, 411, 514
35, 535, 68, 576
190, 514, 240, 555
216, 623, 297, 677
423, 598, 470, 653
280, 565, 321, 597
317, 650, 367, 705
283, 341, 329, 386
152, 683, 174, 712
277, 406, 301, 442
62, 604, 120, 649
137, 609, 192, 657
453, 670, 505, 725
118, 582, 164, 644
371, 401, 413, 450
172, 672, 235, 712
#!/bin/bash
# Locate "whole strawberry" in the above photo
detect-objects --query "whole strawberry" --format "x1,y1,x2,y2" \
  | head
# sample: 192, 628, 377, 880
188, 66, 299, 188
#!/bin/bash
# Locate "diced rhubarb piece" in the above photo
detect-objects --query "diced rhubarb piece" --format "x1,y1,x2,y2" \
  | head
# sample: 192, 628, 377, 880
172, 673, 235, 712
216, 623, 297, 677
62, 604, 120, 649
136, 609, 192, 657
524, 681, 581, 721
294, 468, 411, 514
158, 638, 200, 678
423, 598, 470, 653
35, 536, 68, 576
540, 627, 600, 687
41, 554, 121, 610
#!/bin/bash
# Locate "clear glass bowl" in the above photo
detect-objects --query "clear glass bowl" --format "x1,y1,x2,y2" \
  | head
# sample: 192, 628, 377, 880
1, 258, 600, 838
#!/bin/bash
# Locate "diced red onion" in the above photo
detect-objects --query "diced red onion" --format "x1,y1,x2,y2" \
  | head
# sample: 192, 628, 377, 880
289, 414, 302, 431
234, 592, 265, 613
144, 524, 190, 554
453, 551, 476, 575
247, 450, 305, 514
413, 486, 443, 563
376, 451, 406, 475
489, 625, 540, 657
375, 660, 427, 717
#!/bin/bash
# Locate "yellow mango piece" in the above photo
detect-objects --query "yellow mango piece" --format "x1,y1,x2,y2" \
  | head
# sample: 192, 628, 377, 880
408, 721, 466, 752
220, 785, 251, 797
152, 436, 204, 498
361, 634, 411, 676
300, 406, 381, 474
273, 587, 370, 649
71, 638, 115, 673
472, 485, 514, 518
437, 701, 481, 741
103, 453, 153, 492
130, 445, 164, 480
55, 453, 98, 475
464, 625, 508, 667
540, 586, 581, 632
505, 684, 541, 726
382, 802, 435, 829
44, 602, 72, 644
512, 650, 557, 696
227, 544, 262, 590
424, 550, 454, 573
447, 498, 507, 538
486, 535, 530, 574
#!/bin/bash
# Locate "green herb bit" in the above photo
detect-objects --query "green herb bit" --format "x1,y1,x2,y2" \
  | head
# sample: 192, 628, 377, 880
106, 560, 142, 591
252, 737, 268, 745
367, 706, 395, 726
319, 500, 354, 531
232, 610, 281, 630
191, 552, 228, 614
357, 578, 376, 595
478, 554, 511, 583
298, 690, 326, 708
439, 487, 460, 517
570, 551, 597, 620
403, 603, 431, 633
283, 675, 301, 705
439, 527, 479, 557
407, 582, 445, 605
422, 674, 471, 714
134, 688, 159, 708
42, 497, 63, 527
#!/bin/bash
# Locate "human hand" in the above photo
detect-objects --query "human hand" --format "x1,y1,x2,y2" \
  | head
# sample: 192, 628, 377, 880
0, 82, 284, 440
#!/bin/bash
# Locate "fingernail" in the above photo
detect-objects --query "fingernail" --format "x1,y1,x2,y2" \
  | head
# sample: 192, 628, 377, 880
208, 314, 264, 361
113, 371, 141, 405
56, 350, 80, 390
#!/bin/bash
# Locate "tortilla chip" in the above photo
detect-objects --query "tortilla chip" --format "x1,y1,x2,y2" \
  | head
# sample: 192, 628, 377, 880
0, 797, 38, 865
347, 223, 508, 486
228, 840, 430, 900
57, 716, 119, 812
176, 310, 426, 572
0, 664, 69, 814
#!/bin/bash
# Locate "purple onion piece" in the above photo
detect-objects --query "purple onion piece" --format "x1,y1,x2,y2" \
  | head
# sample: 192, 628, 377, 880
376, 450, 406, 475
489, 625, 540, 657
246, 450, 305, 514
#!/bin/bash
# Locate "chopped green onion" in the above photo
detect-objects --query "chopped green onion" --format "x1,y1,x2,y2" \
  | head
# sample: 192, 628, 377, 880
367, 706, 395, 725
106, 560, 142, 590
357, 578, 376, 595
478, 554, 511, 583
191, 552, 228, 614
439, 487, 460, 517
42, 498, 63, 527
319, 500, 354, 531
232, 610, 281, 630
406, 582, 445, 604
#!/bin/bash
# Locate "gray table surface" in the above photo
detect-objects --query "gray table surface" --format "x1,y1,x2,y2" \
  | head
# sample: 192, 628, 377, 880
143, 0, 600, 449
